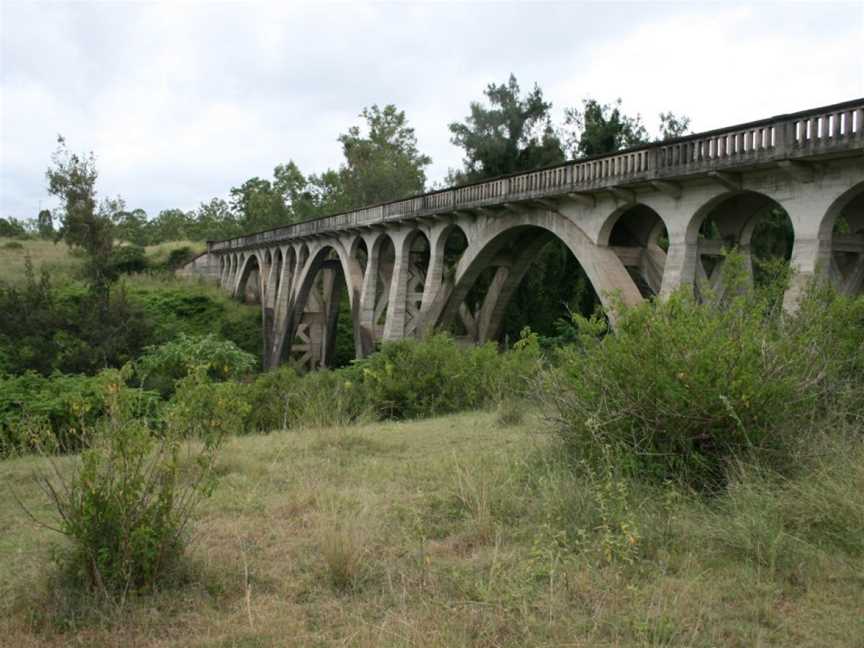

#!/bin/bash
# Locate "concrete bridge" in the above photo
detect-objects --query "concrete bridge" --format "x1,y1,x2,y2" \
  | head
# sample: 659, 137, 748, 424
182, 99, 864, 369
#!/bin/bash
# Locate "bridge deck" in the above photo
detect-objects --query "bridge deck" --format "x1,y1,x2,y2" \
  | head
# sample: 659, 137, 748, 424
209, 98, 864, 252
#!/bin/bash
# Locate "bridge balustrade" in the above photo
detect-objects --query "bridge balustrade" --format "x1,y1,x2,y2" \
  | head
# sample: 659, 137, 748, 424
208, 99, 863, 254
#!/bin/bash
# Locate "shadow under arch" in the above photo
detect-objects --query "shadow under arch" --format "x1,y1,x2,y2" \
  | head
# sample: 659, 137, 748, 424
685, 189, 795, 300
235, 252, 263, 304
283, 243, 363, 369
822, 180, 864, 295
598, 203, 670, 297
427, 210, 643, 341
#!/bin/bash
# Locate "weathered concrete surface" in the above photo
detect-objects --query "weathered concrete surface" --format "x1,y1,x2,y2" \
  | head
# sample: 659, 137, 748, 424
181, 99, 864, 370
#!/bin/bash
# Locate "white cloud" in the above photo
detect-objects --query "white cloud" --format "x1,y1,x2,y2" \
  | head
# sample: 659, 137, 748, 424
1, 1, 862, 220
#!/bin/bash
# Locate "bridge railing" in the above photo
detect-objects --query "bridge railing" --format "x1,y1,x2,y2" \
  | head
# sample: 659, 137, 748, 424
209, 99, 864, 252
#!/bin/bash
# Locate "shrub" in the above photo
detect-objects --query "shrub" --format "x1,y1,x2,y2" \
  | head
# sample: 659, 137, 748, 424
136, 333, 256, 397
24, 368, 224, 597
109, 245, 147, 275
165, 246, 195, 270
0, 370, 159, 456
3, 240, 24, 250
544, 256, 862, 489
244, 365, 369, 431
355, 333, 539, 419
166, 368, 251, 440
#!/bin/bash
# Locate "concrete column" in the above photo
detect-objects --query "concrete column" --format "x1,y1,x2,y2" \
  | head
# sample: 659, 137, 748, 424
357, 233, 382, 355
659, 236, 699, 297
383, 229, 411, 341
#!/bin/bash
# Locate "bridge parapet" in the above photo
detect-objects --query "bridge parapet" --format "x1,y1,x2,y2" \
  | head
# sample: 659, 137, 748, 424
209, 99, 863, 253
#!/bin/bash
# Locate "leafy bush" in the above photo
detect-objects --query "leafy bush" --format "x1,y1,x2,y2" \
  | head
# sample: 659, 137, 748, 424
0, 370, 159, 456
108, 245, 147, 275
544, 257, 864, 489
26, 368, 224, 597
166, 368, 251, 440
127, 284, 261, 359
165, 246, 195, 270
135, 333, 256, 397
355, 333, 539, 419
0, 263, 153, 376
244, 365, 369, 431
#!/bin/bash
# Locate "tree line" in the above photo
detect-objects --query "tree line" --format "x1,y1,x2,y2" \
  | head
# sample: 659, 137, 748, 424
3, 74, 689, 248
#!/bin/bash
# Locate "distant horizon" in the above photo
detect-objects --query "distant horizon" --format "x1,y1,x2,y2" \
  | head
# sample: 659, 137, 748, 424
2, 1, 862, 221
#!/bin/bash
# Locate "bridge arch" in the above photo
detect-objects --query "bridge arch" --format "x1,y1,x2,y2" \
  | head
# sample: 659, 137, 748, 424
598, 203, 669, 297
427, 209, 643, 339
822, 180, 864, 295
283, 242, 364, 368
235, 252, 264, 304
684, 189, 795, 300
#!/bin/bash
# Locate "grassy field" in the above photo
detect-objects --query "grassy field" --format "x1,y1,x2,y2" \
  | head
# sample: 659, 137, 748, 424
0, 237, 84, 282
0, 238, 206, 284
1, 411, 862, 647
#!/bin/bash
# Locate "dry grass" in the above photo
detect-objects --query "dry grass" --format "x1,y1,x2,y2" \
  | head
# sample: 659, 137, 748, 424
0, 238, 206, 285
0, 237, 83, 283
1, 411, 862, 647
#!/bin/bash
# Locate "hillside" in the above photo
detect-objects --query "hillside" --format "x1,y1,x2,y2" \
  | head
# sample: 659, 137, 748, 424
2, 411, 862, 647
0, 238, 206, 284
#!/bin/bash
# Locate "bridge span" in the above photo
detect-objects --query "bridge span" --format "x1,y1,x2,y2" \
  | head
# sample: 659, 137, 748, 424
181, 99, 864, 370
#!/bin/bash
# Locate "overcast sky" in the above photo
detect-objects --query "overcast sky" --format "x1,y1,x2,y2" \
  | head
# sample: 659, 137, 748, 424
1, 0, 863, 220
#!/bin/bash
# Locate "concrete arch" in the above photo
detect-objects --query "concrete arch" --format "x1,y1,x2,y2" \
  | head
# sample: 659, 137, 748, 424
349, 235, 369, 273
426, 208, 642, 332
283, 241, 365, 365
234, 251, 264, 303
823, 180, 864, 295
598, 202, 670, 297
821, 179, 864, 238
396, 228, 432, 338
681, 189, 793, 300
597, 202, 670, 248
685, 190, 784, 245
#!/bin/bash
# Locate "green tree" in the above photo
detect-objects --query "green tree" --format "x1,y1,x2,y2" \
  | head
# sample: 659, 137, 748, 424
36, 209, 54, 239
448, 74, 564, 184
46, 136, 115, 310
564, 98, 649, 157
337, 104, 431, 207
113, 208, 149, 246
229, 177, 287, 233
192, 197, 239, 240
658, 111, 691, 141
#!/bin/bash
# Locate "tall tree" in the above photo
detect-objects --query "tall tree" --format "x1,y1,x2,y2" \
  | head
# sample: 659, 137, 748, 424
564, 98, 649, 158
448, 74, 564, 184
46, 136, 115, 309
229, 177, 287, 233
338, 104, 431, 207
36, 209, 54, 239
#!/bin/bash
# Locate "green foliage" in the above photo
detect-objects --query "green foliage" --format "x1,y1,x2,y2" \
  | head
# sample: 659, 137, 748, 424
0, 369, 160, 456
337, 104, 431, 208
136, 333, 256, 397
164, 246, 195, 270
124, 282, 261, 360
46, 136, 115, 305
356, 333, 538, 419
166, 369, 251, 440
0, 262, 153, 377
27, 368, 224, 597
243, 366, 369, 432
564, 98, 649, 157
545, 255, 864, 489
108, 245, 147, 275
3, 240, 24, 250
0, 217, 31, 239
448, 74, 564, 184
